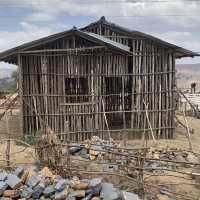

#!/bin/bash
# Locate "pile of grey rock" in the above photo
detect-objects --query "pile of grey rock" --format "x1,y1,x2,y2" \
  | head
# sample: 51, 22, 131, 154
0, 166, 140, 200
67, 136, 117, 161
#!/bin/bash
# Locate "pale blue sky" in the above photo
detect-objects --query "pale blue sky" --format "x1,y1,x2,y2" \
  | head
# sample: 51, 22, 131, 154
0, 0, 200, 71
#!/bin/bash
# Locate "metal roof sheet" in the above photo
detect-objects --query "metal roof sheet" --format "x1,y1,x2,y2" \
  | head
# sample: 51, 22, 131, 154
83, 31, 130, 53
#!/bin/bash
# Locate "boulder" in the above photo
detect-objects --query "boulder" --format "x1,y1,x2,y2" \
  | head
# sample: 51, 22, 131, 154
6, 174, 22, 189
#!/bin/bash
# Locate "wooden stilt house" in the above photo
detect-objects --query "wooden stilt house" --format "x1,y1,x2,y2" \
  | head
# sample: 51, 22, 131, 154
0, 17, 198, 141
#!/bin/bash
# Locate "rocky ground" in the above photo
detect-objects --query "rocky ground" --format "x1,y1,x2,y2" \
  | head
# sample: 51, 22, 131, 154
0, 166, 139, 199
0, 114, 200, 199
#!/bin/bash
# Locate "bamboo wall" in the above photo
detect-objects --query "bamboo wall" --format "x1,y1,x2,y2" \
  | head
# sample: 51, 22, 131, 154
18, 30, 176, 141
83, 23, 176, 139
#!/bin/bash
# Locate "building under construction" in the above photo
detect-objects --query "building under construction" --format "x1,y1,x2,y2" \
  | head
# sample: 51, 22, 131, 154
0, 17, 198, 141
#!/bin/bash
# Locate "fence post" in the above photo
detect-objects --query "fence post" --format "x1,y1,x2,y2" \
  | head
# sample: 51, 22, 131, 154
64, 121, 71, 175
5, 112, 10, 168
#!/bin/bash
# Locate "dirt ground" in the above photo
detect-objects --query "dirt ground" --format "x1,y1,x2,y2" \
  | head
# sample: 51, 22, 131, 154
0, 114, 200, 199
126, 114, 200, 154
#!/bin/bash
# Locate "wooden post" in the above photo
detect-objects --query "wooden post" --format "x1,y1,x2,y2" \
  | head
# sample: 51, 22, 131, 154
5, 112, 10, 168
18, 53, 24, 135
64, 121, 71, 174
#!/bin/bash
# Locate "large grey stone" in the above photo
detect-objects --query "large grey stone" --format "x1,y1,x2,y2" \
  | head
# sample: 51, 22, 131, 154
69, 190, 85, 198
43, 185, 55, 197
6, 174, 21, 189
13, 166, 24, 177
68, 146, 82, 155
26, 175, 41, 188
0, 181, 8, 196
100, 183, 122, 200
0, 172, 7, 181
54, 189, 68, 200
32, 183, 45, 199
87, 177, 102, 195
55, 179, 70, 192
122, 191, 140, 200
21, 185, 33, 198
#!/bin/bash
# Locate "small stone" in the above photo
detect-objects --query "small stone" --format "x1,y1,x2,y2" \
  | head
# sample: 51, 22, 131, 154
90, 155, 97, 160
3, 190, 20, 198
13, 166, 24, 177
26, 175, 41, 188
122, 191, 140, 200
72, 181, 89, 190
32, 184, 45, 199
6, 174, 22, 189
0, 172, 7, 181
69, 146, 82, 155
157, 194, 170, 200
0, 181, 8, 196
43, 185, 55, 197
40, 167, 54, 178
89, 150, 99, 156
55, 179, 70, 192
187, 153, 199, 164
54, 188, 69, 200
21, 186, 33, 198
54, 175, 63, 183
175, 155, 186, 163
91, 197, 101, 200
69, 190, 85, 198
100, 183, 122, 200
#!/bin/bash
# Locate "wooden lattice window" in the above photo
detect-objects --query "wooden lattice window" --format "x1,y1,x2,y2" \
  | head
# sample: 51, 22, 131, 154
65, 78, 89, 103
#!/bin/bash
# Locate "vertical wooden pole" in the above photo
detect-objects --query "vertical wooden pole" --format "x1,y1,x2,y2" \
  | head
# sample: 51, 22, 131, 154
5, 112, 10, 168
65, 121, 71, 174
18, 53, 24, 135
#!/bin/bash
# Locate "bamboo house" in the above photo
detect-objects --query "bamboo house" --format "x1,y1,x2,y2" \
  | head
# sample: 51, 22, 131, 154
0, 17, 198, 141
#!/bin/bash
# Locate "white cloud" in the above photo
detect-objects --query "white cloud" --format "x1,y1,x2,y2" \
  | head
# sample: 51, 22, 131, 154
0, 22, 53, 51
0, 0, 200, 64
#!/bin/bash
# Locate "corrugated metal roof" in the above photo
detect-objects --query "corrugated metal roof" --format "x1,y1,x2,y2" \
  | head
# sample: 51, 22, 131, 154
83, 31, 130, 53
81, 16, 200, 58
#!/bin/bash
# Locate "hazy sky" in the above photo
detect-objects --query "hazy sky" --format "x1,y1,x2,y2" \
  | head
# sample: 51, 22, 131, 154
0, 0, 200, 70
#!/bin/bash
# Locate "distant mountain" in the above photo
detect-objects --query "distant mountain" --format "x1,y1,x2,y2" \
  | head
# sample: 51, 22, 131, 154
0, 65, 17, 91
176, 63, 200, 89
0, 68, 15, 79
0, 63, 199, 91
0, 77, 16, 91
